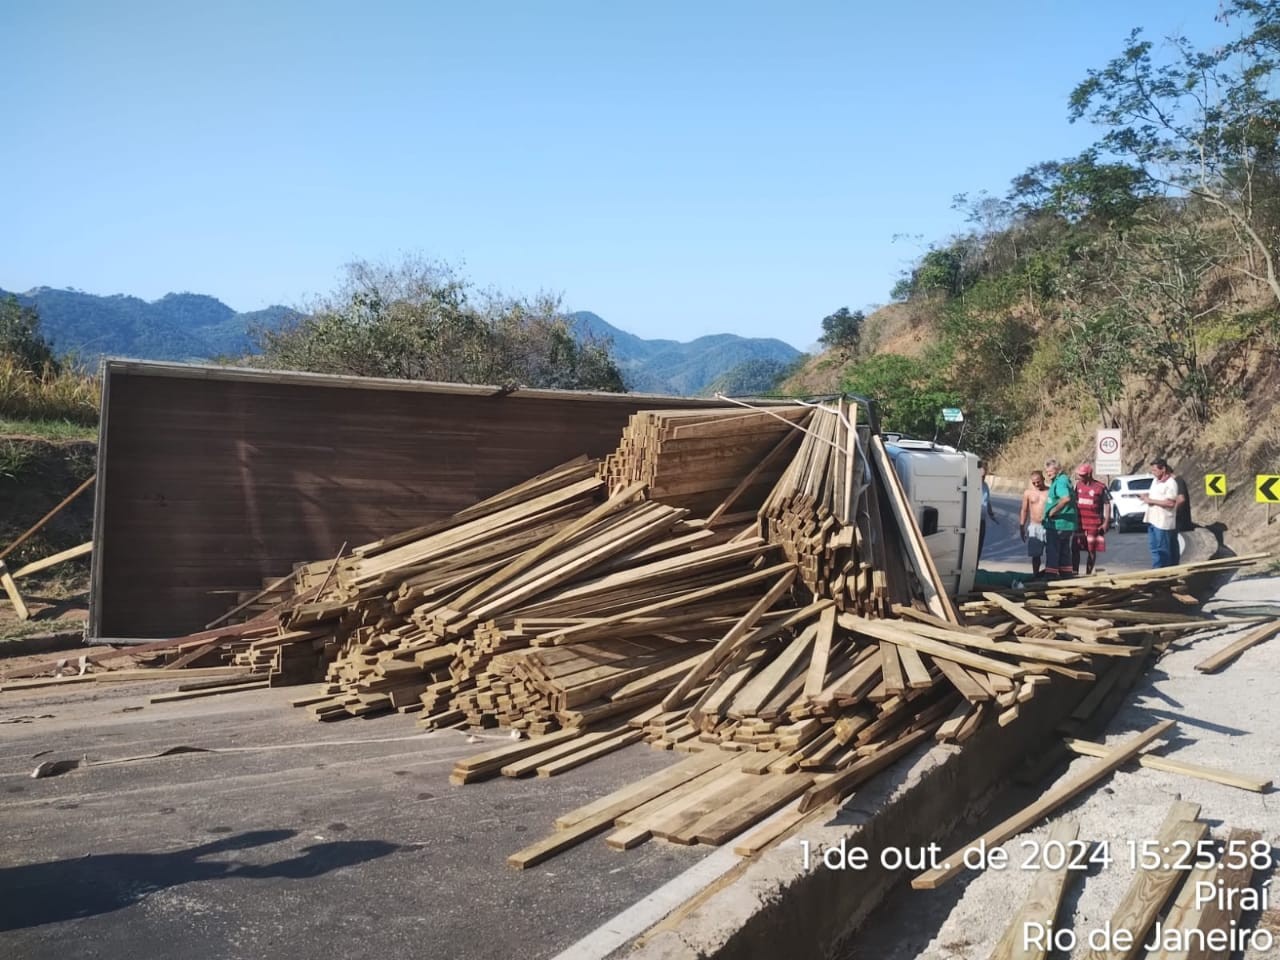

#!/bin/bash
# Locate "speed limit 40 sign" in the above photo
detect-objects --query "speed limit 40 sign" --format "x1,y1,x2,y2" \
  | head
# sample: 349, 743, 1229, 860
1095, 429, 1122, 475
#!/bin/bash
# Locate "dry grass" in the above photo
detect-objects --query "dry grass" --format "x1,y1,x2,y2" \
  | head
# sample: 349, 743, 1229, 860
0, 356, 99, 425
865, 302, 935, 359
777, 352, 847, 396
778, 302, 940, 397
989, 402, 1096, 489
20, 566, 91, 601
1201, 398, 1250, 455
1242, 415, 1280, 467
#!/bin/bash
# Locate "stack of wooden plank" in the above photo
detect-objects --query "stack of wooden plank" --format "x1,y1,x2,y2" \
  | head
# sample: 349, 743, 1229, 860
758, 399, 894, 612
275, 467, 787, 727
402, 542, 786, 733
225, 629, 330, 686
759, 402, 853, 593
600, 406, 810, 517
454, 637, 703, 734
756, 401, 957, 625
303, 459, 606, 612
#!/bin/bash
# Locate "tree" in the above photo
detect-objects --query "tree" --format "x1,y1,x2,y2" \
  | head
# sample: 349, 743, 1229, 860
892, 241, 986, 303
938, 284, 1037, 401
1057, 305, 1140, 428
840, 354, 961, 440
0, 296, 59, 375
819, 307, 864, 356
952, 191, 1020, 275
1099, 211, 1239, 422
1008, 151, 1152, 229
914, 246, 970, 298
1069, 6, 1280, 302
251, 258, 625, 392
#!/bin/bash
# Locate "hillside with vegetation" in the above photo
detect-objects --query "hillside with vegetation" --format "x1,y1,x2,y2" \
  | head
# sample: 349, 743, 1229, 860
782, 1, 1280, 550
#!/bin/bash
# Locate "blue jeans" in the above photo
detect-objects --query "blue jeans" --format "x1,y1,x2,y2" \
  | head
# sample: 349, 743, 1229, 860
1148, 526, 1177, 568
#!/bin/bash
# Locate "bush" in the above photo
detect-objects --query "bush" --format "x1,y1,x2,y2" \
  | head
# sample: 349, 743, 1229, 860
0, 355, 100, 425
841, 354, 960, 439
0, 296, 58, 375
251, 258, 625, 392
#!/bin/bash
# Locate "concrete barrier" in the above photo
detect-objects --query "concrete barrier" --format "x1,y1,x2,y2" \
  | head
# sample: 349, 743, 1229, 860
622, 678, 1087, 960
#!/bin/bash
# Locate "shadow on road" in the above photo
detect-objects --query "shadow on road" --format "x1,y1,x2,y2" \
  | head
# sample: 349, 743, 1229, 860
0, 829, 401, 930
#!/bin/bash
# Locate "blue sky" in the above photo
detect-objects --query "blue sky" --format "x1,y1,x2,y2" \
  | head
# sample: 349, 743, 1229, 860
1, 1, 1233, 349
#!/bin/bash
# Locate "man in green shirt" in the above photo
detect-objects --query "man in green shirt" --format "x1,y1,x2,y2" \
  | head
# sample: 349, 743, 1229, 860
1042, 458, 1077, 578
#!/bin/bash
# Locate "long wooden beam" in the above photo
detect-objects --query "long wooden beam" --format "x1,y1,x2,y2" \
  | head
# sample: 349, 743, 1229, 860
912, 719, 1175, 889
661, 568, 798, 710
989, 819, 1080, 960
10, 541, 93, 579
1064, 737, 1271, 792
1194, 620, 1280, 673
868, 436, 959, 623
0, 474, 96, 562
0, 561, 30, 621
1081, 801, 1206, 960
1146, 827, 1259, 960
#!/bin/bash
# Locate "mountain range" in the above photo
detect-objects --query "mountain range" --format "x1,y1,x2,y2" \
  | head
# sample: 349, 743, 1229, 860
1, 287, 295, 362
2, 287, 803, 396
567, 311, 802, 396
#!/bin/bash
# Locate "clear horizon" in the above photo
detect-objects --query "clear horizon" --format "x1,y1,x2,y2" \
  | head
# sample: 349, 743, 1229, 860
1, 1, 1231, 352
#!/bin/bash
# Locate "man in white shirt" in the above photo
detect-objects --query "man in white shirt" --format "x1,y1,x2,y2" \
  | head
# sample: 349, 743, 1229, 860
1138, 457, 1181, 568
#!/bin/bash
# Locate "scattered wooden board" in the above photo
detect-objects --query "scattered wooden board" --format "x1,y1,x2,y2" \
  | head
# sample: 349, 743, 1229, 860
8, 541, 93, 579
536, 729, 644, 777
149, 679, 271, 703
912, 720, 1176, 889
1194, 620, 1280, 673
1064, 737, 1271, 792
0, 561, 30, 622
1080, 800, 1206, 960
1145, 827, 1260, 960
989, 819, 1080, 960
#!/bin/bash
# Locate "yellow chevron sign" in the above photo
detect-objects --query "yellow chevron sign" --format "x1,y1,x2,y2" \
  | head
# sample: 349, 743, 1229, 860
1257, 475, 1280, 504
1205, 474, 1226, 496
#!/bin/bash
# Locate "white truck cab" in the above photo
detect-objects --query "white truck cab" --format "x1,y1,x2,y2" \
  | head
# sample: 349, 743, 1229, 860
883, 437, 982, 597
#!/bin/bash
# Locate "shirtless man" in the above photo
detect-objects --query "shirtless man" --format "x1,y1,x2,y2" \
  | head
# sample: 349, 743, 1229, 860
1019, 469, 1049, 577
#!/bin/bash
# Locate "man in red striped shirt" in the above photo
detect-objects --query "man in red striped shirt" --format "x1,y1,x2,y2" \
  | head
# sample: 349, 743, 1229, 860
1072, 462, 1111, 575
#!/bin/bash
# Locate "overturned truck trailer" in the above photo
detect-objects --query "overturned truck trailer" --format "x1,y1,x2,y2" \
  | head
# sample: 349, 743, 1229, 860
88, 360, 729, 639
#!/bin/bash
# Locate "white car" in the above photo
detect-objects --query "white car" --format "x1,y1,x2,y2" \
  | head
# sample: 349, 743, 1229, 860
1109, 473, 1155, 532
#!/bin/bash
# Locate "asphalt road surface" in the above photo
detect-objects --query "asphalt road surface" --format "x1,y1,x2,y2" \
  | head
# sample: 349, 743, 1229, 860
980, 493, 1153, 576
0, 683, 711, 960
